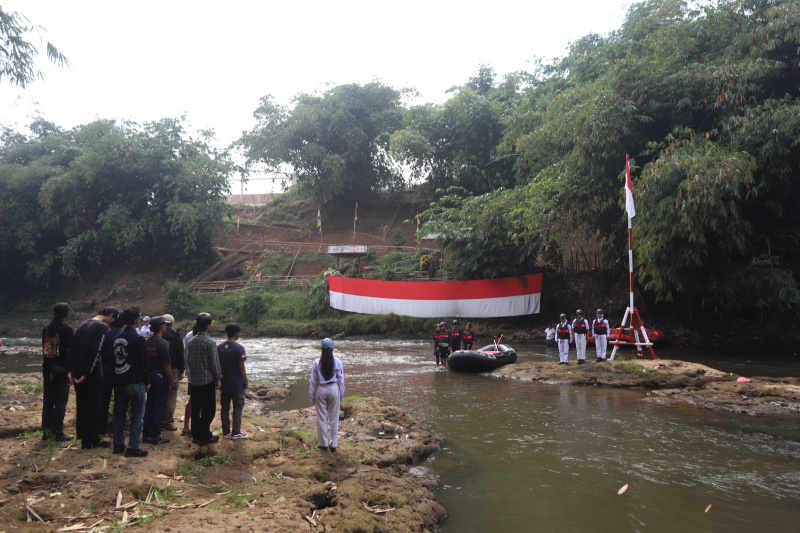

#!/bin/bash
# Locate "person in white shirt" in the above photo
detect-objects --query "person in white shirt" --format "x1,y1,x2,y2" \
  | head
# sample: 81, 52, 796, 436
138, 316, 152, 339
545, 325, 556, 347
592, 309, 610, 362
556, 314, 572, 365
309, 338, 345, 452
572, 310, 589, 364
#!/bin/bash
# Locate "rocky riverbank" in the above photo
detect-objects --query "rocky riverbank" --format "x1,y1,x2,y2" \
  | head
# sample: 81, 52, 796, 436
492, 358, 800, 418
0, 374, 445, 532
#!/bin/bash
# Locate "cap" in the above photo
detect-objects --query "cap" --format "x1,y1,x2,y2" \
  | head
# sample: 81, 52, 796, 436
162, 314, 175, 324
143, 316, 151, 322
321, 338, 333, 349
150, 316, 167, 329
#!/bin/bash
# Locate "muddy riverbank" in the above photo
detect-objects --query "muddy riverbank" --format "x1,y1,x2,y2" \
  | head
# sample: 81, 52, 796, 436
0, 373, 445, 532
492, 358, 800, 418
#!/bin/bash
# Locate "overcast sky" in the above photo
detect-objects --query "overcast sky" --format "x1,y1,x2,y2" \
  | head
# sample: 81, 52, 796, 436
1, 0, 633, 192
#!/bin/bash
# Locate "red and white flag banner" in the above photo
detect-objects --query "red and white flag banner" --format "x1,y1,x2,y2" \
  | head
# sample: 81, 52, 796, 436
328, 274, 542, 318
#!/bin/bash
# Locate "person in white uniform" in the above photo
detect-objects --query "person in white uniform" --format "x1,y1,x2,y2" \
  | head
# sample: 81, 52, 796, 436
572, 309, 589, 364
309, 337, 345, 452
592, 309, 610, 362
556, 314, 572, 365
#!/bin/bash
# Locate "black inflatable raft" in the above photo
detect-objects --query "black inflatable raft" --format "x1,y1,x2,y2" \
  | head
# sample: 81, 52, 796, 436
447, 344, 517, 372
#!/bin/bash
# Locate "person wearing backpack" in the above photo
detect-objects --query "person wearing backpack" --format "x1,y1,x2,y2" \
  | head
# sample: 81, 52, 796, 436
112, 307, 150, 457
41, 302, 74, 442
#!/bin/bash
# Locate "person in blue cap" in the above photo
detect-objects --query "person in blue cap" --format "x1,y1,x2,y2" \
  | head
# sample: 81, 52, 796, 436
309, 338, 345, 452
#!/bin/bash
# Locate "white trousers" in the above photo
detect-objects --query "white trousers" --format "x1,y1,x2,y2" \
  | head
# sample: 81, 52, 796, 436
314, 382, 340, 448
557, 339, 570, 363
575, 334, 587, 360
595, 335, 607, 360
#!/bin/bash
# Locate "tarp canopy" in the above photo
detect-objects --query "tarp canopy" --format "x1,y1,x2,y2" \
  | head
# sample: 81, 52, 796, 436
328, 274, 542, 318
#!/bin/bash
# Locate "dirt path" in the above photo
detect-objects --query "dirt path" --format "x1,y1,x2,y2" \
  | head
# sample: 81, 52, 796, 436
0, 374, 445, 532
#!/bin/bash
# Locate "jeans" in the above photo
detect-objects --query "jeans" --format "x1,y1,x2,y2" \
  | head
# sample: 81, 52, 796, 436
220, 389, 245, 435
190, 381, 216, 442
143, 371, 169, 440
42, 365, 70, 437
113, 382, 146, 449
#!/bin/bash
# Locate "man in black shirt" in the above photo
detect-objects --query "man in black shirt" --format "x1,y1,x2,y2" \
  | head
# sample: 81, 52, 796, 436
143, 316, 176, 445
70, 307, 119, 449
41, 302, 74, 441
160, 314, 184, 432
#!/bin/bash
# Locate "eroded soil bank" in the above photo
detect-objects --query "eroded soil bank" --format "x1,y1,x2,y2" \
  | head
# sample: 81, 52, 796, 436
0, 374, 445, 532
492, 358, 800, 418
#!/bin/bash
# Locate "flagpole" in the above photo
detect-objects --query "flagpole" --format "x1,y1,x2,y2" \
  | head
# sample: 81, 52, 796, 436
626, 154, 634, 311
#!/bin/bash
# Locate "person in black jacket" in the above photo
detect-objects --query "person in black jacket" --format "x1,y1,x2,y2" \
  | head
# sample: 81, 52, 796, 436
70, 306, 119, 449
41, 302, 74, 442
112, 307, 150, 457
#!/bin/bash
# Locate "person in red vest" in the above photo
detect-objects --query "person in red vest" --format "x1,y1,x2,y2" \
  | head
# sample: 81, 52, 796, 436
435, 322, 451, 366
556, 313, 572, 365
592, 309, 610, 362
572, 309, 590, 364
449, 320, 463, 352
462, 323, 475, 350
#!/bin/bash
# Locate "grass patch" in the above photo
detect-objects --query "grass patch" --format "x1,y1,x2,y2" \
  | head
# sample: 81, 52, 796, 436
225, 487, 256, 507
174, 459, 204, 483
19, 427, 42, 439
616, 360, 649, 375
201, 452, 232, 467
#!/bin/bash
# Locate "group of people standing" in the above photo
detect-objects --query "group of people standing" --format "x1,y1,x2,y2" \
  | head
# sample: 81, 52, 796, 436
432, 320, 475, 365
40, 303, 250, 458
545, 309, 610, 364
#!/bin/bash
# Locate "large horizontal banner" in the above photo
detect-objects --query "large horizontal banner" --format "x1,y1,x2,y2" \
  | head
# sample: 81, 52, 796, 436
328, 274, 542, 318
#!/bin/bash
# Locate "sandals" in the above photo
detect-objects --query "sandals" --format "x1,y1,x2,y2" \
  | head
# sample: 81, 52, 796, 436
181, 430, 192, 437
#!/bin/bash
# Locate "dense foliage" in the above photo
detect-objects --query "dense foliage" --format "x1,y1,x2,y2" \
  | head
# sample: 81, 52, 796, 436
0, 118, 233, 288
421, 0, 800, 318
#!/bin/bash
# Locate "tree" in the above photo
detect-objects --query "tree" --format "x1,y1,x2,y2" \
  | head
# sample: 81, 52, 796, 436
238, 83, 404, 207
0, 6, 68, 87
0, 117, 233, 288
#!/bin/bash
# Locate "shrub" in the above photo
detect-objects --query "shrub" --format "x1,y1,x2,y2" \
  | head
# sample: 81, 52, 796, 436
163, 282, 195, 319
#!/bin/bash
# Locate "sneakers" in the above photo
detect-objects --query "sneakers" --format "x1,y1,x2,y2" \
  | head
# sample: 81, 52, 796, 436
198, 435, 219, 446
55, 433, 74, 442
124, 447, 148, 458
329, 446, 336, 453
558, 362, 568, 365
596, 357, 605, 363
318, 445, 328, 452
142, 436, 170, 445
578, 360, 585, 365
231, 433, 249, 440
112, 444, 126, 454
223, 432, 232, 439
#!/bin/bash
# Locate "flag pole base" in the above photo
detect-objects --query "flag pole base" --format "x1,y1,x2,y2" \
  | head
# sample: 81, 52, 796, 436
609, 306, 656, 361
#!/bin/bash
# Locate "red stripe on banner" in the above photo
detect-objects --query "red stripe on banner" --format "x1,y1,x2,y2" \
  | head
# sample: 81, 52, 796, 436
328, 274, 542, 301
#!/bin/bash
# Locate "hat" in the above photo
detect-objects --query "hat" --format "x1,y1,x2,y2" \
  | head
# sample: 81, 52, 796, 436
150, 316, 167, 329
162, 314, 175, 324
142, 316, 151, 322
321, 338, 333, 349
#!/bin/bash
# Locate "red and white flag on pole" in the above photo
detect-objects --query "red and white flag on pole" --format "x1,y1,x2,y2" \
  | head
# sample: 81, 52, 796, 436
625, 154, 636, 219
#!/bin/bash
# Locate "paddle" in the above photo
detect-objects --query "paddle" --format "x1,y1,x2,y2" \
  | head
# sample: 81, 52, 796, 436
494, 333, 503, 351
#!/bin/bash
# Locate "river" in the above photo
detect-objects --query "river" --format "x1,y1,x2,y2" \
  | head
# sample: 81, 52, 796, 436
2, 337, 799, 531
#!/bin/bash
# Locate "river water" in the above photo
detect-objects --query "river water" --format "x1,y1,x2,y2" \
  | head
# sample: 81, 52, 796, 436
3, 337, 799, 531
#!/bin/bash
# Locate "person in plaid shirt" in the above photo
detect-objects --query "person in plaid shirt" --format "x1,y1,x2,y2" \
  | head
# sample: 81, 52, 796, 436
186, 313, 221, 445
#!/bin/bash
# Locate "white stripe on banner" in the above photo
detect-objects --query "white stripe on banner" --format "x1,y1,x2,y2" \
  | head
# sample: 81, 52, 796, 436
329, 292, 540, 318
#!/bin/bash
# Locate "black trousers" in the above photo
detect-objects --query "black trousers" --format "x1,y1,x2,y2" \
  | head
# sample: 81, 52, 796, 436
74, 375, 103, 447
190, 381, 216, 442
42, 366, 69, 436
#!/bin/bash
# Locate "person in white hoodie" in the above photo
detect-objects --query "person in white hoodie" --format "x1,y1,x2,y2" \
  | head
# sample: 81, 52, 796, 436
309, 338, 344, 452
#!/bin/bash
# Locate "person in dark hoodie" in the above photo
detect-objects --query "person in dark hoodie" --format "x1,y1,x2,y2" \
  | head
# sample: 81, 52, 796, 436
160, 314, 184, 432
99, 314, 124, 436
70, 306, 119, 449
41, 302, 74, 442
112, 307, 149, 457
